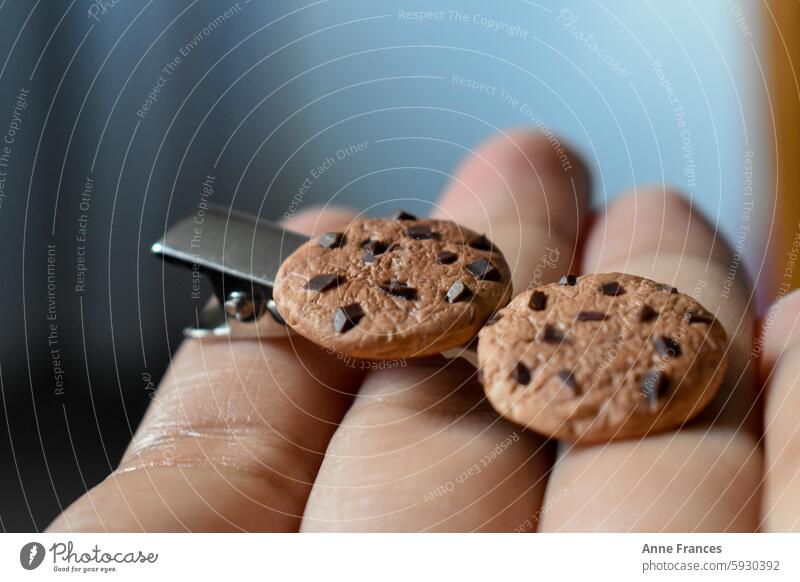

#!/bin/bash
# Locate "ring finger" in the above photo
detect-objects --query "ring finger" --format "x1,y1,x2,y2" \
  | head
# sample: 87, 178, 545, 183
539, 188, 762, 532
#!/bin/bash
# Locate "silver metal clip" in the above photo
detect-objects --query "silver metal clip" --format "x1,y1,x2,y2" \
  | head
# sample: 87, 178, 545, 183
151, 206, 308, 339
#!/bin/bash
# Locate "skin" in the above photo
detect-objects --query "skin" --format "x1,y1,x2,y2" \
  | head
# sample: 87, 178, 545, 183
48, 129, 800, 532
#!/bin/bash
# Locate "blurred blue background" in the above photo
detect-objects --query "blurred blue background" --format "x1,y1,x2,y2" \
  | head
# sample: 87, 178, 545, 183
0, 0, 767, 530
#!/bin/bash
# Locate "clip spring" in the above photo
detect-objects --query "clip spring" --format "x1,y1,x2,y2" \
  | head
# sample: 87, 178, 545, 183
151, 205, 307, 339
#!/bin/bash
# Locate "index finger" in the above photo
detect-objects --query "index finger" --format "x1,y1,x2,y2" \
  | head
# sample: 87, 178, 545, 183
48, 207, 365, 532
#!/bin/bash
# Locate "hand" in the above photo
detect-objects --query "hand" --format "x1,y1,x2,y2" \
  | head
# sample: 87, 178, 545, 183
48, 129, 800, 532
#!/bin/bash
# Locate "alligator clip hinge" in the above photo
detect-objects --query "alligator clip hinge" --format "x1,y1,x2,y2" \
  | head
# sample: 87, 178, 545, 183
151, 205, 308, 339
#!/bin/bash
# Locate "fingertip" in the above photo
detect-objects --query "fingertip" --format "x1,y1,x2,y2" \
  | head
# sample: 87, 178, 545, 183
760, 288, 800, 375
283, 205, 358, 236
472, 128, 589, 189
582, 186, 730, 272
435, 128, 591, 240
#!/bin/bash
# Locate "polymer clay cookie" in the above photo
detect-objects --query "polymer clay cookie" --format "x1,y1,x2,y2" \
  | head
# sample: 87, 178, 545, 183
274, 213, 513, 359
477, 272, 727, 444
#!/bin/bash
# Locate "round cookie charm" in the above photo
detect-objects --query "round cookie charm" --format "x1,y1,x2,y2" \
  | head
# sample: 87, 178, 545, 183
477, 273, 727, 444
274, 213, 513, 359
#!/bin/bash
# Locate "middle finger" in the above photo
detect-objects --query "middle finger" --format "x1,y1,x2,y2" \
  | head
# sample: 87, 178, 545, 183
301, 130, 590, 531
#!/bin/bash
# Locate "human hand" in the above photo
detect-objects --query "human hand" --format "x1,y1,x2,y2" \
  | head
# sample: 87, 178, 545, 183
48, 129, 800, 532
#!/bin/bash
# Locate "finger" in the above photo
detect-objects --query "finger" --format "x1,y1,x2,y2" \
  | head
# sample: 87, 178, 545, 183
760, 289, 800, 531
48, 206, 365, 532
540, 188, 761, 532
302, 130, 591, 531
434, 128, 590, 291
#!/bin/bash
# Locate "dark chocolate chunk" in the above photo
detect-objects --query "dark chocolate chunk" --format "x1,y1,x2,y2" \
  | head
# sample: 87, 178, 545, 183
575, 311, 607, 321
392, 209, 417, 220
529, 290, 547, 311
657, 283, 679, 294
539, 324, 565, 344
305, 273, 343, 292
652, 335, 681, 358
576, 310, 606, 321
468, 234, 494, 251
512, 362, 531, 385
436, 250, 458, 265
405, 224, 437, 240
362, 239, 389, 262
446, 279, 471, 303
688, 313, 714, 325
317, 231, 344, 249
466, 257, 500, 281
377, 281, 417, 300
363, 239, 389, 254
556, 369, 578, 393
639, 304, 659, 322
559, 274, 578, 286
641, 369, 669, 410
332, 303, 364, 334
600, 281, 626, 296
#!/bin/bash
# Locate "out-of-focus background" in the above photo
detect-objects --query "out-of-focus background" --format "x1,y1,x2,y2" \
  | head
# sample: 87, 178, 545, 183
0, 0, 794, 530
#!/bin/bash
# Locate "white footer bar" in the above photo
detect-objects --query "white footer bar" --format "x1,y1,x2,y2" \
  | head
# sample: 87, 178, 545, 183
1, 533, 797, 581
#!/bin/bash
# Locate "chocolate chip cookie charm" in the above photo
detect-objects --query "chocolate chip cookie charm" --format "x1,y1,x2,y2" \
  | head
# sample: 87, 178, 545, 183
274, 214, 512, 359
477, 273, 727, 444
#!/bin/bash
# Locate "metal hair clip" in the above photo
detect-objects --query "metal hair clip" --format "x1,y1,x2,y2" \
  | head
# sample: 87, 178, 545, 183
151, 206, 308, 340
152, 207, 496, 368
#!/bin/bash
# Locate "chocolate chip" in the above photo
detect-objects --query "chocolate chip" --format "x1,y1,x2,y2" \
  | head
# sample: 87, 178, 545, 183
559, 274, 578, 286
539, 324, 565, 344
476, 369, 485, 384
639, 304, 659, 322
446, 279, 471, 303
657, 283, 679, 294
652, 335, 681, 358
688, 313, 714, 325
466, 257, 500, 281
600, 281, 626, 296
529, 290, 547, 311
317, 231, 344, 249
641, 369, 668, 410
392, 209, 417, 220
468, 234, 493, 251
436, 250, 458, 265
405, 224, 437, 240
305, 273, 343, 292
332, 303, 364, 334
576, 310, 606, 321
377, 281, 417, 300
556, 369, 578, 393
362, 239, 389, 262
512, 362, 531, 385
363, 239, 388, 254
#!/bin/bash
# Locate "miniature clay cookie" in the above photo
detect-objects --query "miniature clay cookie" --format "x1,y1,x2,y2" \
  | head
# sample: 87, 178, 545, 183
477, 272, 727, 444
274, 213, 513, 359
